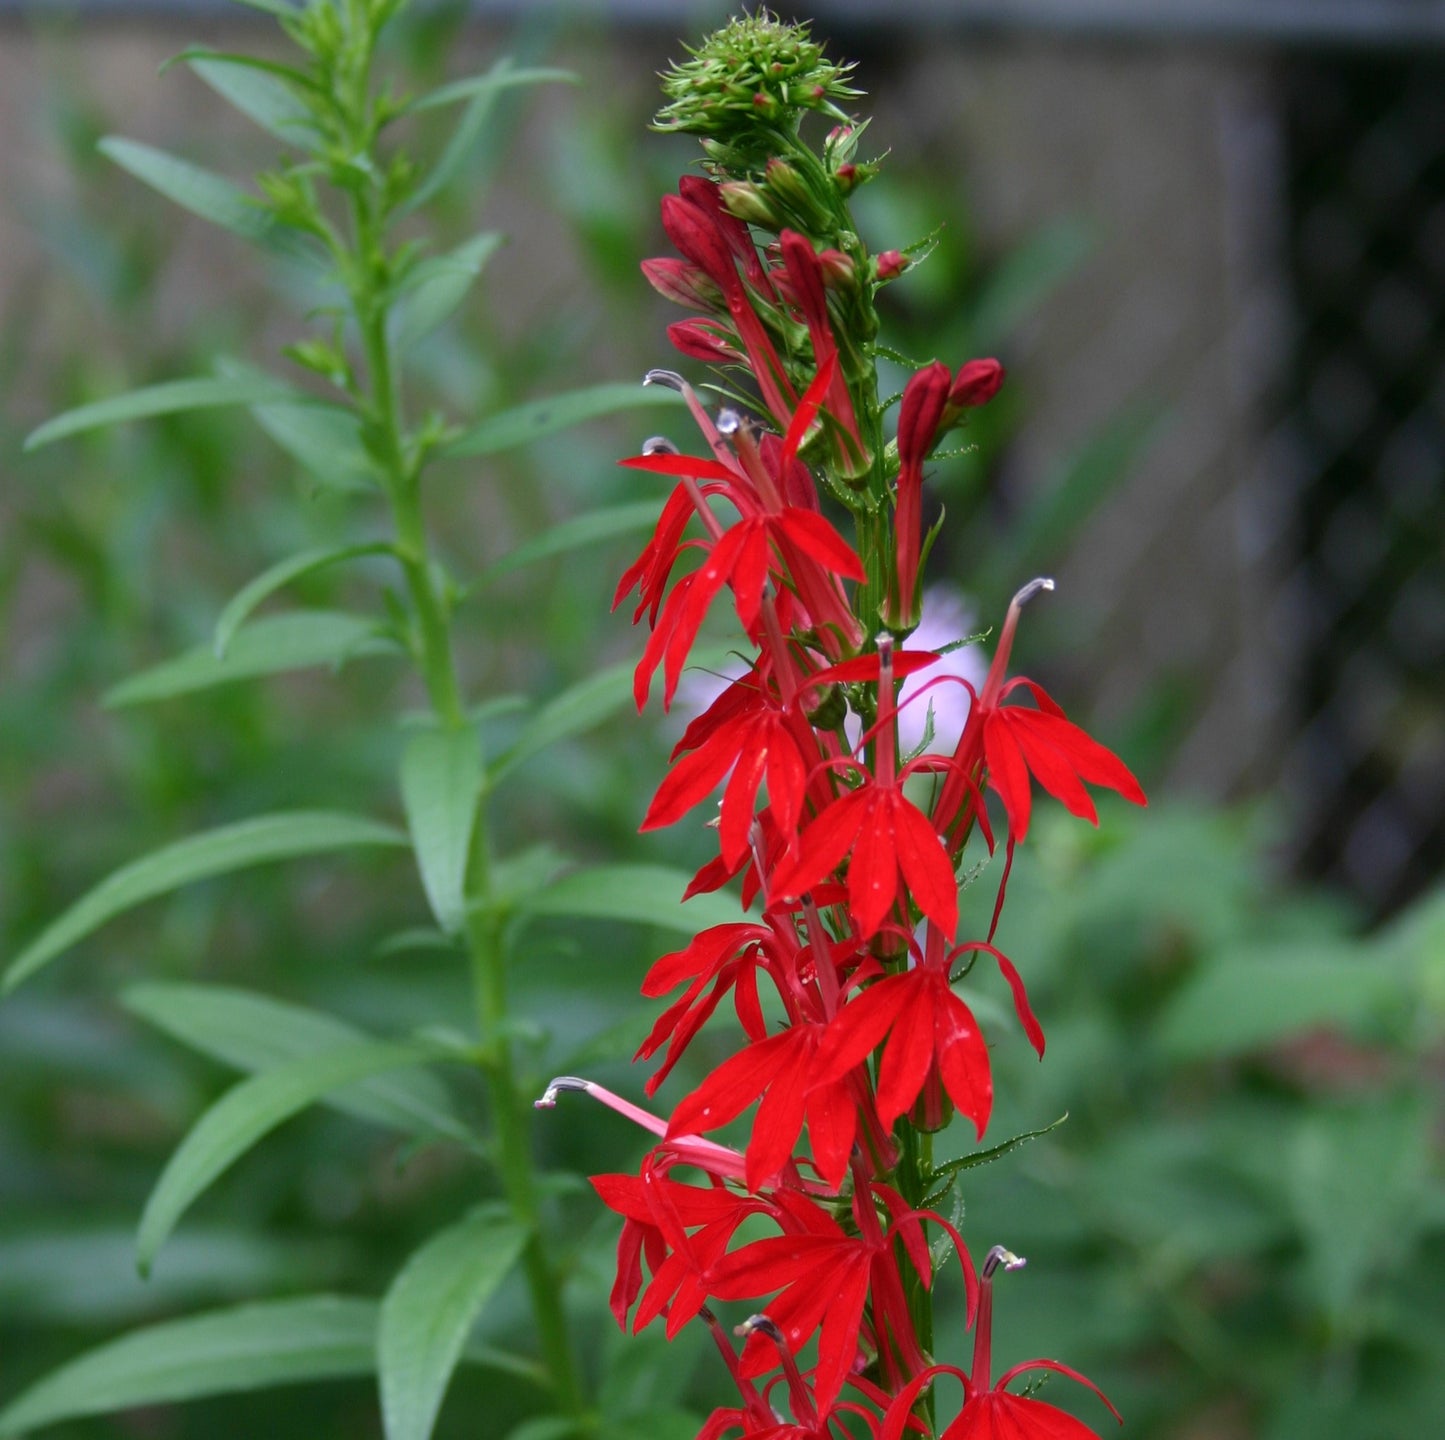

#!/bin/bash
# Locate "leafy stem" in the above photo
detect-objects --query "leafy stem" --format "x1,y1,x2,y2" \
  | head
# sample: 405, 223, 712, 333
334, 19, 586, 1425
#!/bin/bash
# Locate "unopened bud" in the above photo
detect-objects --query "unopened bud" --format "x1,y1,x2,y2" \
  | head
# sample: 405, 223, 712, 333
718, 180, 780, 228
641, 256, 725, 311
765, 158, 837, 233
875, 249, 909, 282
667, 319, 742, 364
816, 248, 857, 289
949, 357, 1006, 409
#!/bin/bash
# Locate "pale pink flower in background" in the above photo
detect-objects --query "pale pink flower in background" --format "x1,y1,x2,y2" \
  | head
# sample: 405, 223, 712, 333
893, 587, 986, 755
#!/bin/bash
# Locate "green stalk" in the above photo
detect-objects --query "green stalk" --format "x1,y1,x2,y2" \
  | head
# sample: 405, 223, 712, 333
338, 34, 588, 1428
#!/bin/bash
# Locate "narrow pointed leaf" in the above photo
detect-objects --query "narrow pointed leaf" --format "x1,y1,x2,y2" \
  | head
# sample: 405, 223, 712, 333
123, 982, 473, 1144
25, 374, 295, 451
490, 661, 633, 782
478, 501, 660, 584
4, 812, 408, 994
405, 65, 576, 115
922, 1114, 1069, 1208
214, 544, 393, 659
0, 1296, 379, 1437
99, 137, 275, 240
516, 864, 743, 935
251, 399, 376, 491
188, 56, 318, 149
379, 1207, 528, 1440
393, 232, 503, 350
446, 384, 684, 457
400, 728, 484, 935
403, 59, 571, 214
137, 1039, 448, 1274
106, 611, 396, 707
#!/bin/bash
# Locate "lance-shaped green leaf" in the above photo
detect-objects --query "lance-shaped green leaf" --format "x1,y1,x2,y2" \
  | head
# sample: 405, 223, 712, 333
24, 373, 295, 451
921, 1114, 1069, 1210
403, 59, 573, 214
400, 728, 484, 935
137, 1039, 450, 1274
106, 610, 396, 707
515, 864, 743, 935
186, 54, 319, 150
378, 1207, 528, 1440
393, 232, 504, 351
477, 501, 660, 585
404, 64, 577, 115
0, 1296, 379, 1437
123, 982, 473, 1144
213, 544, 394, 659
447, 383, 684, 458
3, 812, 408, 994
252, 398, 377, 492
490, 662, 633, 783
99, 137, 276, 241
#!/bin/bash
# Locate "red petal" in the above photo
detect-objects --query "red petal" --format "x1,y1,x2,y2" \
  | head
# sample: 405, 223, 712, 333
994, 1358, 1122, 1427
642, 736, 738, 831
983, 710, 1034, 841
814, 972, 912, 1082
618, 452, 739, 482
770, 787, 868, 903
934, 981, 992, 1139
873, 977, 936, 1128
667, 1029, 793, 1137
890, 791, 959, 939
776, 506, 866, 581
1010, 707, 1147, 806
1003, 711, 1097, 825
847, 792, 899, 938
809, 650, 941, 685
782, 351, 838, 466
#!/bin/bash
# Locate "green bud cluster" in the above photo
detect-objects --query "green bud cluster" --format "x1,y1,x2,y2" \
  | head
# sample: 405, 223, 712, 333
653, 11, 862, 148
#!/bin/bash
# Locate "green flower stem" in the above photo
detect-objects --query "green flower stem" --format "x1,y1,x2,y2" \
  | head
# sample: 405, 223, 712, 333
340, 66, 587, 1428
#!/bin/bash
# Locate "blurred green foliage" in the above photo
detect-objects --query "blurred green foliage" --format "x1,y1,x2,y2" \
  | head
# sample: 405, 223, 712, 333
1, 5, 1440, 1439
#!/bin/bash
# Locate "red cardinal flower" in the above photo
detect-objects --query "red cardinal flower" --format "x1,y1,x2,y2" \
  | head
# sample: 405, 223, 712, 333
881, 1247, 1121, 1440
618, 364, 864, 710
813, 934, 1044, 1138
887, 361, 951, 630
709, 1184, 958, 1409
667, 1017, 859, 1190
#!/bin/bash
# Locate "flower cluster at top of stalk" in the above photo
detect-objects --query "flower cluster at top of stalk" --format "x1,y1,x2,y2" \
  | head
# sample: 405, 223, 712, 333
540, 17, 1145, 1438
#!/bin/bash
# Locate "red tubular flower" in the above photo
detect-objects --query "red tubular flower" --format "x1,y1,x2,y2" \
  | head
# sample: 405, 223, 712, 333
634, 921, 775, 1094
644, 666, 819, 866
643, 255, 725, 310
812, 950, 998, 1137
778, 230, 867, 471
708, 1183, 953, 1410
670, 318, 747, 363
880, 1247, 1121, 1439
659, 184, 798, 425
887, 361, 952, 630
770, 757, 959, 942
666, 1019, 859, 1190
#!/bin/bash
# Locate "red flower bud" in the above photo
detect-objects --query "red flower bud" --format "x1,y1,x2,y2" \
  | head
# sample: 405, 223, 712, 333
816, 248, 856, 288
666, 319, 742, 364
949, 357, 1006, 408
875, 249, 908, 281
641, 256, 723, 311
